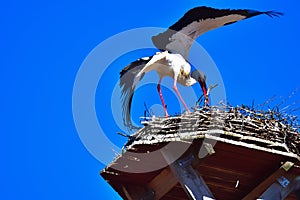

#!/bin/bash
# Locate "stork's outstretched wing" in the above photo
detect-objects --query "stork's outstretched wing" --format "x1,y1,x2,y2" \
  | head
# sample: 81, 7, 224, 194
152, 6, 283, 59
120, 58, 149, 131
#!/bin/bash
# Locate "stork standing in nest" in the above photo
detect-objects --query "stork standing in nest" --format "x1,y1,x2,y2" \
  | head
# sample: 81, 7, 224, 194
120, 6, 283, 130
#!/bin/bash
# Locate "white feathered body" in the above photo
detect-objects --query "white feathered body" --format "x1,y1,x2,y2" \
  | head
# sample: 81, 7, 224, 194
133, 51, 196, 89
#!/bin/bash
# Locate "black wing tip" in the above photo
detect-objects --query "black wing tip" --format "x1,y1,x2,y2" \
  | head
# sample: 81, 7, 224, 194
244, 9, 283, 18
264, 11, 284, 18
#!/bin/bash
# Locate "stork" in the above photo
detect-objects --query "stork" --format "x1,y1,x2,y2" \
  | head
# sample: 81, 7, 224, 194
120, 6, 283, 130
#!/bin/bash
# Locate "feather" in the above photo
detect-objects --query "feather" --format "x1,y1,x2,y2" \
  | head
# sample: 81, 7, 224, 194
119, 58, 150, 131
152, 6, 283, 58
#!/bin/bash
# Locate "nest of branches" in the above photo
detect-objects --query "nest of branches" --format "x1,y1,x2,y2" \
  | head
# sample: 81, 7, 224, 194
131, 102, 300, 156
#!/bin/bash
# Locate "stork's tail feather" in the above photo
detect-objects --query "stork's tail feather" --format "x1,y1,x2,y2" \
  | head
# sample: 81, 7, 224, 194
119, 58, 149, 131
264, 11, 284, 18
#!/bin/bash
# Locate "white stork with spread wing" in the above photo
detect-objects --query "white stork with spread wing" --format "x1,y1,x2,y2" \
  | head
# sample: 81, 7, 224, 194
120, 6, 283, 130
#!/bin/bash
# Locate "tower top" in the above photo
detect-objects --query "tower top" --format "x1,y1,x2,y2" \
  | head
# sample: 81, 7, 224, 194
101, 105, 300, 199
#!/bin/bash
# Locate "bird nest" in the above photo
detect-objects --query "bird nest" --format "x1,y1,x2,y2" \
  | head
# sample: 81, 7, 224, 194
127, 104, 300, 157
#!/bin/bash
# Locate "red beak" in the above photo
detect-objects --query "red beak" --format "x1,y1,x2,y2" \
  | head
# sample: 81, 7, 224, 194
199, 80, 209, 105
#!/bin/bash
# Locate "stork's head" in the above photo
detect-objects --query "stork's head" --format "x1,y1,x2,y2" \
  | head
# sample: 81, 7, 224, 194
191, 70, 208, 103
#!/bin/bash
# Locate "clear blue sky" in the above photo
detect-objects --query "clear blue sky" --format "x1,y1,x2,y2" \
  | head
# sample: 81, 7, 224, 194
1, 0, 299, 199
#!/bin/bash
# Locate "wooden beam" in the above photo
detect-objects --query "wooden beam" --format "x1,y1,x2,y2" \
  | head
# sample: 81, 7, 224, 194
122, 185, 134, 200
147, 166, 178, 200
169, 155, 215, 200
160, 144, 215, 200
280, 176, 300, 199
242, 162, 295, 200
147, 140, 212, 200
294, 176, 300, 200
258, 174, 300, 200
121, 184, 155, 200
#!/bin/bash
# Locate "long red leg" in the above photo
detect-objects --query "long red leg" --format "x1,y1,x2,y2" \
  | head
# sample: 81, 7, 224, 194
157, 79, 169, 117
173, 82, 191, 114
